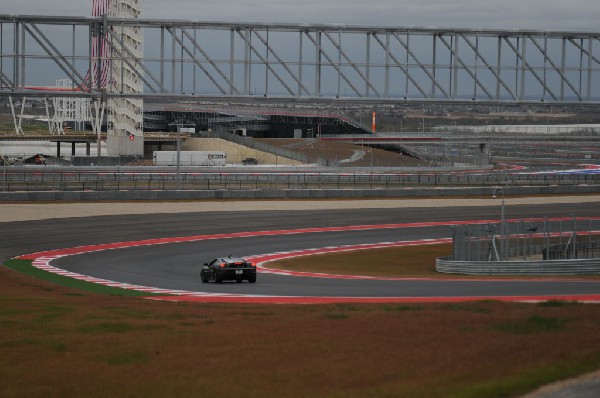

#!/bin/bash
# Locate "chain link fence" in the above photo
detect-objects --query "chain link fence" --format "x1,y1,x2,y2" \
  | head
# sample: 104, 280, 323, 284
451, 216, 600, 262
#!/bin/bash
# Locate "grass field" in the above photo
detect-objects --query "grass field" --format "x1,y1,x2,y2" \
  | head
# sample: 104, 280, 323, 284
2, 245, 600, 397
270, 243, 454, 278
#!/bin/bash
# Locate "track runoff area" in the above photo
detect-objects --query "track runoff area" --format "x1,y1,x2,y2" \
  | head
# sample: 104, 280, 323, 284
15, 216, 600, 305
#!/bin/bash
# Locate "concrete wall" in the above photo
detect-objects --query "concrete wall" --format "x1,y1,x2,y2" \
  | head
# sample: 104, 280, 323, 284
182, 138, 302, 166
107, 135, 144, 156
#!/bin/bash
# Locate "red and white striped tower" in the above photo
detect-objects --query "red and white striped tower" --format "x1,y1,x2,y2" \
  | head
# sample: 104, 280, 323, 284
89, 0, 112, 90
371, 111, 376, 133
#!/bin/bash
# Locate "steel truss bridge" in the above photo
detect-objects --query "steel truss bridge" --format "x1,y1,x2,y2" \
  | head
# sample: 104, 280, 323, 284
0, 15, 599, 105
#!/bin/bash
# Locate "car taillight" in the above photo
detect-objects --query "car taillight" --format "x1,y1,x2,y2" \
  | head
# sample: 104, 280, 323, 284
219, 263, 226, 268
248, 262, 256, 267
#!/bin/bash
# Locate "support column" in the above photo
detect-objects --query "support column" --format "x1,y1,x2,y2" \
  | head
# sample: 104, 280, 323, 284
57, 142, 61, 158
86, 143, 91, 156
72, 142, 76, 156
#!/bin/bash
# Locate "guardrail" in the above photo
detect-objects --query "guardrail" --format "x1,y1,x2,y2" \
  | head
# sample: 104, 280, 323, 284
436, 256, 600, 275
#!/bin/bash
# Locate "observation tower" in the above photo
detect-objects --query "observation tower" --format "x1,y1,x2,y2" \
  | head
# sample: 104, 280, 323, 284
94, 0, 144, 156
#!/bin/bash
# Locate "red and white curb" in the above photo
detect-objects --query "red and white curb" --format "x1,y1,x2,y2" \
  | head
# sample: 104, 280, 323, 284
31, 255, 252, 298
14, 219, 600, 304
150, 295, 600, 305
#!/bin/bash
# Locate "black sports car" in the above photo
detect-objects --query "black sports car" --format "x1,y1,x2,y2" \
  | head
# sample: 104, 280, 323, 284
201, 256, 257, 283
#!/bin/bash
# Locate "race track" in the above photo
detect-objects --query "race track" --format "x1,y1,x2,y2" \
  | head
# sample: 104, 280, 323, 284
4, 201, 600, 303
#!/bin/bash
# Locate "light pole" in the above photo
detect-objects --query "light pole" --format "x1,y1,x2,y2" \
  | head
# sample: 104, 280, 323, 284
168, 120, 184, 191
176, 127, 181, 190
493, 186, 505, 260
3, 157, 6, 192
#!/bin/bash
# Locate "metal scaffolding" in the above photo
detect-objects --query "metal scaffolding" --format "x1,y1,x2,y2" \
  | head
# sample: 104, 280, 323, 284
0, 15, 599, 104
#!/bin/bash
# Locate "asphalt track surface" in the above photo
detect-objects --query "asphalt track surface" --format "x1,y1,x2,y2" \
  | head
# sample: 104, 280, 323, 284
3, 201, 600, 302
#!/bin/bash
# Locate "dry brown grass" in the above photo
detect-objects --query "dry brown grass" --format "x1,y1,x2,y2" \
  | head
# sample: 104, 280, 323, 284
257, 138, 428, 167
268, 243, 600, 280
2, 263, 600, 397
271, 244, 453, 278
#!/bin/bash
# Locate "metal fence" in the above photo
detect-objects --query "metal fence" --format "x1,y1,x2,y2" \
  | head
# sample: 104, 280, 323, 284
451, 216, 600, 262
0, 166, 600, 192
1, 167, 600, 192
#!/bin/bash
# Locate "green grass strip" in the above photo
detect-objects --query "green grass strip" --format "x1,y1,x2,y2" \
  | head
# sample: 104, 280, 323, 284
3, 259, 162, 297
443, 358, 600, 398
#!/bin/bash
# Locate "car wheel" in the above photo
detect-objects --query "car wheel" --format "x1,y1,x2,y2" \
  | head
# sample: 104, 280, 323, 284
248, 276, 256, 283
201, 271, 208, 283
215, 272, 223, 283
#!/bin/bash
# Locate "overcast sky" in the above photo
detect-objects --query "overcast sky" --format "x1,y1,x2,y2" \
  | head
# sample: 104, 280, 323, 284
2, 0, 599, 31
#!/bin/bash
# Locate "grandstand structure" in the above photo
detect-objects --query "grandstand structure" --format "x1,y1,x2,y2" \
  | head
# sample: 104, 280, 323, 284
143, 103, 372, 137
